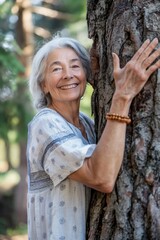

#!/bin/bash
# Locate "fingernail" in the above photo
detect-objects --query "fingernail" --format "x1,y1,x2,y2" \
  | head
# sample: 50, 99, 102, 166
153, 38, 158, 42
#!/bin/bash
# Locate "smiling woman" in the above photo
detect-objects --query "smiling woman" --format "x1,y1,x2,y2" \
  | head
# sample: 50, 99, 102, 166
41, 47, 87, 111
27, 37, 95, 240
29, 37, 91, 111
27, 36, 160, 240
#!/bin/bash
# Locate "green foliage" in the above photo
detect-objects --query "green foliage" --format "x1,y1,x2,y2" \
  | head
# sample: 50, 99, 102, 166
0, 0, 13, 18
0, 217, 8, 234
0, 34, 24, 90
0, 191, 15, 234
60, 0, 85, 16
80, 84, 93, 118
32, 0, 86, 43
7, 223, 27, 236
0, 33, 31, 141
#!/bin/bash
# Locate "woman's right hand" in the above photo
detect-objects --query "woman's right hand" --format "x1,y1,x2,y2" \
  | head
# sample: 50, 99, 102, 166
112, 38, 160, 103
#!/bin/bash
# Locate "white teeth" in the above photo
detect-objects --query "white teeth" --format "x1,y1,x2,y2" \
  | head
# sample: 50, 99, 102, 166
60, 84, 77, 90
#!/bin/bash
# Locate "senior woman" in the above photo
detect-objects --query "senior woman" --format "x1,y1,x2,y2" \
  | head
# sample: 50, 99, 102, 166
27, 36, 160, 240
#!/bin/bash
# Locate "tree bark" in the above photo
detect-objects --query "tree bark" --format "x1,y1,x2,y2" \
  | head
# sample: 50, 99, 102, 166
87, 1, 160, 239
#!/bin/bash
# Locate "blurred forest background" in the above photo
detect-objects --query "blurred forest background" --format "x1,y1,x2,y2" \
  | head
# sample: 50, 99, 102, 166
0, 0, 93, 238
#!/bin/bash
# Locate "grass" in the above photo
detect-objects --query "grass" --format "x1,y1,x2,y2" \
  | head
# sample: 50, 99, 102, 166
7, 224, 27, 237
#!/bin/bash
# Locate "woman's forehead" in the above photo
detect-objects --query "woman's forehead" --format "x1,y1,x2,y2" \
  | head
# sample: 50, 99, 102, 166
47, 47, 80, 64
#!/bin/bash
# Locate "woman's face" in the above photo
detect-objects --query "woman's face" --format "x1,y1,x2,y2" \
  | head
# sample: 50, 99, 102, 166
42, 47, 87, 106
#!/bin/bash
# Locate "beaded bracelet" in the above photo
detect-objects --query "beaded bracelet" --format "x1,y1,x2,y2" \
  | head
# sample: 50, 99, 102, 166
106, 113, 131, 124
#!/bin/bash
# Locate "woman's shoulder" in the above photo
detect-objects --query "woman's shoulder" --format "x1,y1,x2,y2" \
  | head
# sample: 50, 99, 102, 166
30, 108, 61, 124
28, 108, 68, 134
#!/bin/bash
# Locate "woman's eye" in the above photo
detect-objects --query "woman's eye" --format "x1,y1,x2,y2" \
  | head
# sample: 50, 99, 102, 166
53, 67, 62, 72
71, 65, 80, 69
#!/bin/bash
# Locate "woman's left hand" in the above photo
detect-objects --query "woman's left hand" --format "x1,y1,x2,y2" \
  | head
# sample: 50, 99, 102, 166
112, 38, 160, 102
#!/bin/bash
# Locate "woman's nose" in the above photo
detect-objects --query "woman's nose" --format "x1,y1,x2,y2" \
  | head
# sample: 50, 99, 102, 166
63, 67, 73, 79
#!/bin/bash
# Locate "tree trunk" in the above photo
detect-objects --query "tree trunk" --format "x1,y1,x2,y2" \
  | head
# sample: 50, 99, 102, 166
14, 0, 34, 224
14, 141, 28, 224
87, 1, 160, 239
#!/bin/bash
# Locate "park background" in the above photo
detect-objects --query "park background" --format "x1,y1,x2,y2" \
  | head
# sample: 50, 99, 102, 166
0, 0, 93, 239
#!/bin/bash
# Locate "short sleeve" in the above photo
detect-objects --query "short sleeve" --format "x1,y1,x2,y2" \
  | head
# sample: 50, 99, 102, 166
27, 109, 96, 187
43, 131, 96, 187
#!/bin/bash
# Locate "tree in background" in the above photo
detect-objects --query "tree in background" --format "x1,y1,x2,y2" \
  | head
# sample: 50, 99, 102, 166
87, 0, 160, 239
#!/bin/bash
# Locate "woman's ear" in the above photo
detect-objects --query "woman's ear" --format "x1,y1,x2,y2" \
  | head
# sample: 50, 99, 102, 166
40, 81, 47, 93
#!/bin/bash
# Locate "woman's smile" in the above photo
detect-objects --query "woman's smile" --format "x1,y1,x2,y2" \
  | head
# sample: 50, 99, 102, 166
60, 83, 79, 90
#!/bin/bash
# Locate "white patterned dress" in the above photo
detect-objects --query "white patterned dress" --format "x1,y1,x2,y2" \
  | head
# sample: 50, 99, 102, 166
27, 108, 96, 240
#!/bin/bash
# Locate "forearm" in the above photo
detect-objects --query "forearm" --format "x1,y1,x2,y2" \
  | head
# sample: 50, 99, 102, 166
88, 95, 132, 192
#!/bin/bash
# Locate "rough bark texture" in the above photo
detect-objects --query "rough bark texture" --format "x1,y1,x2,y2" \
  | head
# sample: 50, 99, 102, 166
87, 1, 160, 239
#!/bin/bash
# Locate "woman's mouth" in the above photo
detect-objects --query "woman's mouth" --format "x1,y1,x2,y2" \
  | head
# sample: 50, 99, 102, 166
60, 84, 78, 90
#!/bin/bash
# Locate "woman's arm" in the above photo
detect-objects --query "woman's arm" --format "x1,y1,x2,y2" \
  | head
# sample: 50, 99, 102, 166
69, 38, 160, 193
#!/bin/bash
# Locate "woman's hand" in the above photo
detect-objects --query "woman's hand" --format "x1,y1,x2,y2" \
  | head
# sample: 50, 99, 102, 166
112, 38, 160, 102
69, 39, 160, 193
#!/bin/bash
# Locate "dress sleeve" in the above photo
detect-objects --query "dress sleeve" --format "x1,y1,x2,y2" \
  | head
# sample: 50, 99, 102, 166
28, 112, 96, 187
43, 132, 96, 186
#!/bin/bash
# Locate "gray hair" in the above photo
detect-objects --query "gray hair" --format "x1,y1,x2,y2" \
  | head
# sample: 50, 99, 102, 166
29, 37, 91, 109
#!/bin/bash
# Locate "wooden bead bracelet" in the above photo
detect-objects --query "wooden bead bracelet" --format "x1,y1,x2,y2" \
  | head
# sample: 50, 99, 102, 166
106, 113, 131, 124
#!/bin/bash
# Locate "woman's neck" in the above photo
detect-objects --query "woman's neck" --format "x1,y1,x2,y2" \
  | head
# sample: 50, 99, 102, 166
49, 101, 87, 140
49, 101, 81, 128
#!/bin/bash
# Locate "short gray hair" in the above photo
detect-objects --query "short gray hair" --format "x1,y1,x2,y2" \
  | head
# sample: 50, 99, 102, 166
29, 37, 91, 109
